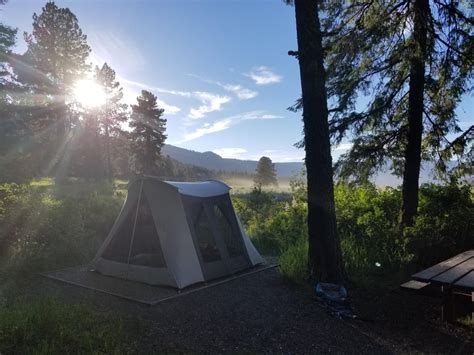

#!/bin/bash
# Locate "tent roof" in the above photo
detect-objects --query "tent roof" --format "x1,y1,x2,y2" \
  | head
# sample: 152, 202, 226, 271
164, 180, 230, 197
134, 177, 231, 197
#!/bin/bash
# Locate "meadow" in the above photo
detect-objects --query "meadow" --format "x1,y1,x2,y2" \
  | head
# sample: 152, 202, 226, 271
0, 177, 472, 352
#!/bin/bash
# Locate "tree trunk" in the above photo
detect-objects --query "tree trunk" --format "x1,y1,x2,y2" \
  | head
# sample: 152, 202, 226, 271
293, 0, 345, 283
105, 123, 112, 180
400, 0, 429, 229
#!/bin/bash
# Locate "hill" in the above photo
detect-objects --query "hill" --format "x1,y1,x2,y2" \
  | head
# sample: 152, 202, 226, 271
162, 144, 461, 186
162, 145, 303, 177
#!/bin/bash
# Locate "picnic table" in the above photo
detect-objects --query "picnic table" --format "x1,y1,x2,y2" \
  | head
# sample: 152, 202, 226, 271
402, 250, 474, 322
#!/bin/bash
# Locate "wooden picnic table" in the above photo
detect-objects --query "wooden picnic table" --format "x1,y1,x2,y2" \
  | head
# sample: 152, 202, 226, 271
411, 250, 474, 321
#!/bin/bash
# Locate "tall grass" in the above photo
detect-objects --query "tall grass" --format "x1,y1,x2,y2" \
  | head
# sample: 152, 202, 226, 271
0, 299, 125, 354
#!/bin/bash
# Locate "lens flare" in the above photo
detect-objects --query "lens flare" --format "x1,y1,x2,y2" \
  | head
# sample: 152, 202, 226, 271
73, 79, 106, 108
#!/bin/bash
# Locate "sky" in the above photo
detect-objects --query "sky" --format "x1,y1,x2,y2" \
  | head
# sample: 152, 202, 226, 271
1, 0, 472, 163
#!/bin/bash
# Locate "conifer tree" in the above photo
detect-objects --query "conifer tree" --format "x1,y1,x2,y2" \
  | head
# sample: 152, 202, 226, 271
286, 0, 345, 283
14, 1, 91, 179
254, 156, 278, 187
129, 90, 167, 176
322, 0, 473, 228
94, 63, 127, 179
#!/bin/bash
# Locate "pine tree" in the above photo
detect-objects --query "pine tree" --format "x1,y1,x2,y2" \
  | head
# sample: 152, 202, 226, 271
13, 1, 91, 179
94, 63, 127, 179
254, 156, 278, 187
129, 90, 167, 176
286, 0, 345, 283
322, 0, 473, 228
0, 1, 18, 153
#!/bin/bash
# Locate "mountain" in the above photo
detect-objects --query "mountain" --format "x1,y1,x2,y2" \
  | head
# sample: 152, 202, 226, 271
162, 145, 303, 177
162, 144, 461, 186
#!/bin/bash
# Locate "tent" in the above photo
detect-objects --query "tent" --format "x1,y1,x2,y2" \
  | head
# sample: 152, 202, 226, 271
90, 177, 264, 289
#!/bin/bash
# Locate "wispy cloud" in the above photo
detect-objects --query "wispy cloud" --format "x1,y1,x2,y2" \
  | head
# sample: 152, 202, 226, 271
121, 82, 181, 114
221, 84, 258, 100
121, 77, 230, 119
181, 119, 233, 142
244, 66, 282, 85
178, 110, 283, 143
212, 148, 247, 159
188, 92, 231, 119
189, 74, 258, 100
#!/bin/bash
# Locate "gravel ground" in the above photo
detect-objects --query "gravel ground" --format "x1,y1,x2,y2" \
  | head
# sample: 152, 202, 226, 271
31, 267, 474, 353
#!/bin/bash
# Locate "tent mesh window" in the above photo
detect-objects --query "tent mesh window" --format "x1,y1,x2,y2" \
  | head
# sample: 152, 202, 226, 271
102, 203, 136, 263
213, 205, 244, 257
128, 194, 167, 268
194, 206, 222, 263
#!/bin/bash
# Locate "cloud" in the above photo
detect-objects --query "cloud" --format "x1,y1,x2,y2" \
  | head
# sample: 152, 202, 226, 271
221, 84, 258, 100
121, 83, 181, 114
178, 110, 283, 143
212, 148, 247, 159
188, 92, 231, 119
156, 99, 181, 114
334, 143, 353, 151
244, 66, 282, 85
188, 74, 258, 100
240, 111, 284, 120
181, 119, 233, 142
120, 77, 231, 119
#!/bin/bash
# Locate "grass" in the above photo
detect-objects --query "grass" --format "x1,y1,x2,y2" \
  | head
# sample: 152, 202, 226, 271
0, 298, 126, 354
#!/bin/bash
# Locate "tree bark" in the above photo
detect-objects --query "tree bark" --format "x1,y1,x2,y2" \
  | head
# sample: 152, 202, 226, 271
105, 123, 112, 180
400, 0, 429, 229
293, 0, 345, 283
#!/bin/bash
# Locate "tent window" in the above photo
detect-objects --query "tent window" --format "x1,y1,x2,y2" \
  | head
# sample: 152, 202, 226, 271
128, 194, 167, 268
194, 206, 221, 263
214, 205, 244, 257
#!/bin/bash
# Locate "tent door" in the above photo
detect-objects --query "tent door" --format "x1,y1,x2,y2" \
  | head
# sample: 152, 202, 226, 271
207, 199, 251, 274
189, 202, 230, 280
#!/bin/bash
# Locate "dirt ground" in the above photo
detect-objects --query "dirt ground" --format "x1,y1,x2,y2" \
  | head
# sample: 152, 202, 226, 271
34, 267, 473, 353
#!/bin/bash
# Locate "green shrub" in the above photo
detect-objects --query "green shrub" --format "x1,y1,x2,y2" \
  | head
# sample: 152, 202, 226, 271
334, 183, 409, 276
279, 239, 308, 285
405, 182, 473, 267
0, 299, 124, 354
0, 181, 123, 276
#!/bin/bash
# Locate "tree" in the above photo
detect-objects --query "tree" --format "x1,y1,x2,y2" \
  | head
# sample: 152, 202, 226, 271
0, 0, 18, 153
323, 0, 473, 228
287, 0, 345, 283
94, 63, 127, 179
254, 156, 278, 187
129, 90, 167, 176
14, 1, 91, 179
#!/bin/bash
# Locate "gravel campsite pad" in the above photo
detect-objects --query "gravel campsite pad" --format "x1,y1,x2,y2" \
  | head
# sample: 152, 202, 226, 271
36, 265, 473, 353
42, 261, 278, 305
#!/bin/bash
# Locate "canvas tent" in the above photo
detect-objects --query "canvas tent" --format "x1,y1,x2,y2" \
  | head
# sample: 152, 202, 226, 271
90, 177, 264, 289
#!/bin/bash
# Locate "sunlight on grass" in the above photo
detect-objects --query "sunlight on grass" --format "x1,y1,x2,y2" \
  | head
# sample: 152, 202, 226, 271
30, 178, 54, 187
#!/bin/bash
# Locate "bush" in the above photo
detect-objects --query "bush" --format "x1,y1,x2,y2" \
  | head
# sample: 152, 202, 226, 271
0, 180, 123, 276
0, 299, 124, 354
279, 239, 308, 285
237, 176, 473, 285
405, 182, 473, 266
334, 183, 409, 276
234, 186, 307, 255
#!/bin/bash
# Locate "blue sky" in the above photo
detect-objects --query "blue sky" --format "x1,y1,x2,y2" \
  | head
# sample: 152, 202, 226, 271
2, 0, 472, 162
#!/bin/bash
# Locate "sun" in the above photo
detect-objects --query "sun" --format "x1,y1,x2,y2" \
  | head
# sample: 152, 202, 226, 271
73, 79, 106, 108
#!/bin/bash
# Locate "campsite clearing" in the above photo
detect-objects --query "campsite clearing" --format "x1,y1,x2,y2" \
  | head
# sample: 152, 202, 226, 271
29, 266, 474, 353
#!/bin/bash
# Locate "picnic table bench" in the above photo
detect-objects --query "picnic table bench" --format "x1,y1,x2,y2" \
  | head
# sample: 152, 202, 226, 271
401, 250, 474, 322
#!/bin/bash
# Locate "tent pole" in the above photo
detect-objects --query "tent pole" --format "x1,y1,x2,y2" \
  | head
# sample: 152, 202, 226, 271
126, 179, 144, 276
